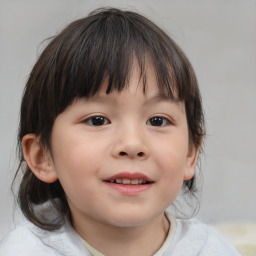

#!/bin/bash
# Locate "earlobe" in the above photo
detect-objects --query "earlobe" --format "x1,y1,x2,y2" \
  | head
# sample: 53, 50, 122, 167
184, 144, 200, 181
22, 134, 58, 183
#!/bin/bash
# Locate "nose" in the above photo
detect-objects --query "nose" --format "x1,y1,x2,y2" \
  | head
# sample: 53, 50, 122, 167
111, 127, 149, 160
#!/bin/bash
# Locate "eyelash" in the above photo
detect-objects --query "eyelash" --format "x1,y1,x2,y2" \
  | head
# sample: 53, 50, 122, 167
83, 116, 110, 126
146, 116, 171, 127
83, 115, 171, 127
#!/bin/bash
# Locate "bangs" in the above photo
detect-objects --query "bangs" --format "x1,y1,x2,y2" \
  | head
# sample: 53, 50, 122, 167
36, 8, 195, 116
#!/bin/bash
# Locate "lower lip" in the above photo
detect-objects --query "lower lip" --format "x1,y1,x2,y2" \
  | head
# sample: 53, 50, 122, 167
104, 182, 153, 195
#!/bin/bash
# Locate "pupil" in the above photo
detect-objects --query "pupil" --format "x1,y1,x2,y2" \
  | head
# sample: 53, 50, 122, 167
151, 117, 163, 126
92, 117, 105, 126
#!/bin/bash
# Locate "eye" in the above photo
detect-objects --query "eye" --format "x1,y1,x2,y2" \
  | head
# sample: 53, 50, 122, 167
83, 116, 110, 126
147, 116, 170, 127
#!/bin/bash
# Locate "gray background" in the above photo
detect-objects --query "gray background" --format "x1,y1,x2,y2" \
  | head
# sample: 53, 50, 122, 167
1, 0, 256, 239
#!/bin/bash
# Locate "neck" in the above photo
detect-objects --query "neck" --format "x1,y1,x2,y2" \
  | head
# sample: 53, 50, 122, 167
72, 213, 170, 256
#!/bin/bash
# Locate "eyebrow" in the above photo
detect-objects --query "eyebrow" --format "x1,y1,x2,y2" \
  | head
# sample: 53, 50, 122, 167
143, 94, 184, 111
143, 94, 180, 105
83, 93, 182, 111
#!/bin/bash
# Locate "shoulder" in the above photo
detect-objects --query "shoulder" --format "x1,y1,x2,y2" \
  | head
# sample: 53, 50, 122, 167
0, 219, 92, 256
0, 222, 55, 256
199, 223, 241, 255
165, 216, 241, 256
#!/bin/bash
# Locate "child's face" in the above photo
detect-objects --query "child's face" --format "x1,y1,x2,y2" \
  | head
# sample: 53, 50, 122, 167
48, 63, 198, 228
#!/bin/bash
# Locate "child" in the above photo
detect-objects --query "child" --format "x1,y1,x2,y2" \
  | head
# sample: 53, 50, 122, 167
0, 8, 240, 256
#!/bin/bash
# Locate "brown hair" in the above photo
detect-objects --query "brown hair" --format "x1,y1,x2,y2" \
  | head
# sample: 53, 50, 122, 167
14, 7, 205, 230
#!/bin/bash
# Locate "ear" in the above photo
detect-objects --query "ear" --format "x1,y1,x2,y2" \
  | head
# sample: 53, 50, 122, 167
183, 144, 200, 181
22, 134, 58, 183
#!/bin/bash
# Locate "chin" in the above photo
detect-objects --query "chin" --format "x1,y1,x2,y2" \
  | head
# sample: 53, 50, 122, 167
104, 210, 155, 228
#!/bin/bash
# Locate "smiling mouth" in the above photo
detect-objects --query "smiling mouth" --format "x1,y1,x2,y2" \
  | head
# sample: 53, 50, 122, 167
104, 172, 154, 185
103, 172, 154, 194
106, 179, 152, 185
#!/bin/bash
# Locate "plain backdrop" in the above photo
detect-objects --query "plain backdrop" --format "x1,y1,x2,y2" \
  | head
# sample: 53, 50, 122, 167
1, 0, 256, 240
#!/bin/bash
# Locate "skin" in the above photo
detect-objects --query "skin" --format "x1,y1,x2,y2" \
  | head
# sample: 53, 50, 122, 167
22, 63, 199, 256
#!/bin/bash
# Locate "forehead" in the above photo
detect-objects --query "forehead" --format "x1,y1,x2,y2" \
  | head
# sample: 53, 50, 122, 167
68, 57, 182, 114
79, 62, 184, 112
98, 59, 178, 99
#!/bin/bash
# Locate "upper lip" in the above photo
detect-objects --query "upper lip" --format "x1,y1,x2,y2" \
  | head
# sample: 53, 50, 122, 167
104, 172, 153, 182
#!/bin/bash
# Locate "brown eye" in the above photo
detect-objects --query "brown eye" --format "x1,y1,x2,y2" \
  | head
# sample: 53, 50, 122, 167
147, 117, 170, 127
84, 116, 110, 126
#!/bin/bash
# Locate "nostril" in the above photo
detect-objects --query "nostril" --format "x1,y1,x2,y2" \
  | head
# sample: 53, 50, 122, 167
119, 151, 144, 157
137, 152, 144, 157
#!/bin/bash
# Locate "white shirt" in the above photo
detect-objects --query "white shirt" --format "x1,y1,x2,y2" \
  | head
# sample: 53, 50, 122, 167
0, 212, 241, 256
78, 212, 177, 256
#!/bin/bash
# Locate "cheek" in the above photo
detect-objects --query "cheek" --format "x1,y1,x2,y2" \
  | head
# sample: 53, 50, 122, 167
53, 150, 100, 211
158, 153, 187, 206
151, 136, 189, 199
51, 134, 105, 198
52, 128, 104, 172
153, 137, 188, 173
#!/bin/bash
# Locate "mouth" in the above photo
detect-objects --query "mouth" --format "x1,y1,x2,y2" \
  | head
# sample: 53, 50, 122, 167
103, 172, 154, 195
106, 178, 152, 185
103, 172, 154, 185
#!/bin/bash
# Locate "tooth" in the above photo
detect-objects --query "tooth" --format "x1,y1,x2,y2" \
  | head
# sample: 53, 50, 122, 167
131, 179, 139, 185
123, 179, 130, 184
112, 178, 146, 185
